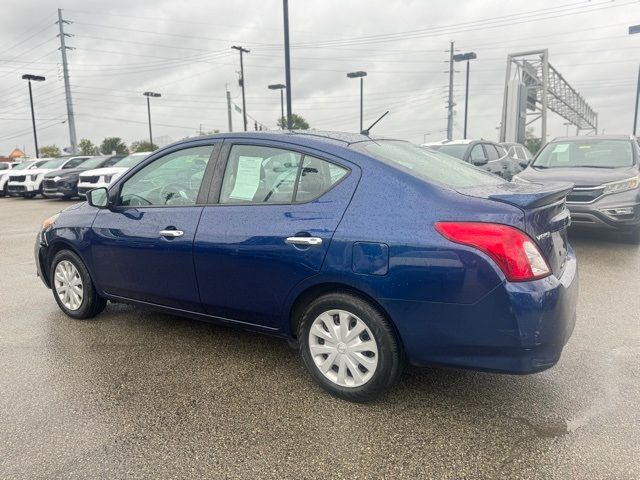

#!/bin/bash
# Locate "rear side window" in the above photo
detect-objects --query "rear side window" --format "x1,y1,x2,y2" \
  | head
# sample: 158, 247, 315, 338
470, 144, 487, 162
220, 145, 348, 204
356, 140, 503, 188
485, 144, 500, 160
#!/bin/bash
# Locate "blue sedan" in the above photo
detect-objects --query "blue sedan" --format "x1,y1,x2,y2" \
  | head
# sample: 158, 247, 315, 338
35, 132, 578, 402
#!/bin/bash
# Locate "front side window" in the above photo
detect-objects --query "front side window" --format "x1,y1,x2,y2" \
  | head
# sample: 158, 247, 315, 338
431, 144, 467, 160
0, 164, 9, 170
119, 145, 213, 206
220, 145, 348, 204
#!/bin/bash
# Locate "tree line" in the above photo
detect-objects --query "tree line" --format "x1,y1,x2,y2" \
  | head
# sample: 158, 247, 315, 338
37, 113, 311, 158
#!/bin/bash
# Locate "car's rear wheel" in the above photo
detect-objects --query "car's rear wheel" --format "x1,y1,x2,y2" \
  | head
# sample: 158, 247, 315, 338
298, 292, 402, 402
50, 250, 107, 319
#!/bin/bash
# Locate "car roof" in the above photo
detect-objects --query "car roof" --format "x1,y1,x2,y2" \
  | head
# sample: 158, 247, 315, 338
550, 135, 634, 142
167, 131, 396, 150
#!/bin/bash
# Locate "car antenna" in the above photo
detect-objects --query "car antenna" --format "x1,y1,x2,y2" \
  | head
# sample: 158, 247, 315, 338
361, 111, 389, 136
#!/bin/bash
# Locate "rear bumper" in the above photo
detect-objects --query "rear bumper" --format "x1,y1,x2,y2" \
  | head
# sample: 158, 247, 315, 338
383, 248, 578, 374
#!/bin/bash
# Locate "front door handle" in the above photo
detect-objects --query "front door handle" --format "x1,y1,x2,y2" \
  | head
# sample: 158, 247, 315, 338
285, 236, 322, 246
160, 229, 184, 238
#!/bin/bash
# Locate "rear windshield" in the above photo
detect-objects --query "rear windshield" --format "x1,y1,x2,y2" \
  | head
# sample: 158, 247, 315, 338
533, 139, 635, 169
354, 140, 503, 188
430, 144, 468, 160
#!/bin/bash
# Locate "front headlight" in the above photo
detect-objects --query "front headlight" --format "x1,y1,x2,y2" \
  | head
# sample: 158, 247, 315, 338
102, 175, 112, 183
512, 175, 531, 184
602, 176, 640, 195
42, 213, 60, 231
28, 174, 38, 181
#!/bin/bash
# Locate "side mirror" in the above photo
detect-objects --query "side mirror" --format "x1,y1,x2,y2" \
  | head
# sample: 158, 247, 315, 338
518, 158, 530, 168
471, 157, 488, 166
86, 187, 109, 208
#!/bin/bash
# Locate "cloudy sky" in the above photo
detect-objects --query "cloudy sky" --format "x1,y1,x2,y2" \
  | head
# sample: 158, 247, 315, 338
1, 0, 638, 156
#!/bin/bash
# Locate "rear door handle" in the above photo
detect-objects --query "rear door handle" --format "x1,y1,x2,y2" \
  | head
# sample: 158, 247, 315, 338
160, 229, 184, 238
285, 236, 322, 246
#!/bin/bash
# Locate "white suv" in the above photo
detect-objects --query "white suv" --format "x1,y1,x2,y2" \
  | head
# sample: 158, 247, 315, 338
0, 160, 48, 197
77, 152, 150, 198
8, 156, 91, 198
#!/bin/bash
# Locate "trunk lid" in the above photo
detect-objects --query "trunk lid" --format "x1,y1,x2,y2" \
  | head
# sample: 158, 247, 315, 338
457, 181, 574, 278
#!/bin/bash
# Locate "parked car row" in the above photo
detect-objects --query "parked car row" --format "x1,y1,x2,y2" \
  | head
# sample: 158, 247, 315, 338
0, 153, 151, 199
422, 139, 532, 180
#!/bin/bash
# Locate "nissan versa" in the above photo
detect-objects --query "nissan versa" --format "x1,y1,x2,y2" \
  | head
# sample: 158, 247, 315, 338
35, 132, 578, 401
514, 135, 640, 242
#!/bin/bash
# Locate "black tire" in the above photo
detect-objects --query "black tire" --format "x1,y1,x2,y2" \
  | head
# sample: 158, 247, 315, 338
297, 292, 402, 402
23, 193, 35, 199
50, 249, 107, 319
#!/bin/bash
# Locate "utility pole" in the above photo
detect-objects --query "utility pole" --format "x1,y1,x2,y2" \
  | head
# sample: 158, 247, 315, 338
231, 46, 250, 131
268, 84, 286, 129
446, 41, 455, 140
283, 0, 293, 129
226, 88, 233, 132
143, 91, 161, 146
453, 52, 476, 139
56, 9, 77, 155
347, 71, 367, 132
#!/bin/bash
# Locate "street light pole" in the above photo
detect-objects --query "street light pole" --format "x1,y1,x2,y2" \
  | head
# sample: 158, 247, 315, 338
629, 25, 640, 135
283, 0, 293, 129
21, 74, 45, 158
453, 52, 477, 139
268, 84, 286, 129
143, 91, 161, 147
347, 71, 367, 133
232, 45, 250, 132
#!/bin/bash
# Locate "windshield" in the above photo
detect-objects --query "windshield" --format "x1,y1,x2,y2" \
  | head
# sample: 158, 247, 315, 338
39, 158, 66, 169
115, 153, 149, 168
429, 144, 468, 160
355, 140, 503, 188
533, 139, 634, 169
10, 162, 35, 171
76, 156, 110, 170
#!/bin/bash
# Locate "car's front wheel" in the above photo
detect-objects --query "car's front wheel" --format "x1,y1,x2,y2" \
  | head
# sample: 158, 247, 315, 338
50, 250, 107, 319
298, 292, 402, 402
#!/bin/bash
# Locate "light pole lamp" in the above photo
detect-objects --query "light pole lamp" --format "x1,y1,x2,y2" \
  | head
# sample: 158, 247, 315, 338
21, 74, 46, 158
453, 52, 477, 139
143, 91, 161, 146
347, 71, 367, 133
268, 84, 287, 129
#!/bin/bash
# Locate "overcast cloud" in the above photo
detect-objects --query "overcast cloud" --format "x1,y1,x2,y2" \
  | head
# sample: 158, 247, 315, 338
1, 0, 639, 155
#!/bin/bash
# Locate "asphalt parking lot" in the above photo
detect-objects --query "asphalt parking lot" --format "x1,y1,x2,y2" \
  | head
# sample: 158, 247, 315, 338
1, 197, 638, 479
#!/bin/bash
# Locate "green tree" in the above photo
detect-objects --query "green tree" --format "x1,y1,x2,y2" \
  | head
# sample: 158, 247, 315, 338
130, 140, 158, 153
524, 127, 542, 155
99, 137, 129, 155
38, 145, 61, 157
277, 113, 310, 130
78, 138, 99, 155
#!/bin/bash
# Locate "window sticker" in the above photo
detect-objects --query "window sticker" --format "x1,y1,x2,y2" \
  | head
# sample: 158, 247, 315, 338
229, 156, 263, 200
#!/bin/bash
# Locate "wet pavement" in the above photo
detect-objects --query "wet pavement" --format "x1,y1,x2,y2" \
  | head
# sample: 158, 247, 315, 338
1, 196, 639, 479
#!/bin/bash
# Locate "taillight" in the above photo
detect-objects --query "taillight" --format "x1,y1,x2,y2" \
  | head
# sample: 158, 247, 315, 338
435, 222, 551, 282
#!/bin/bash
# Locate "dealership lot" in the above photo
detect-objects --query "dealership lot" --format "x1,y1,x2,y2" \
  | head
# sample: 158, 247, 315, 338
1, 197, 638, 479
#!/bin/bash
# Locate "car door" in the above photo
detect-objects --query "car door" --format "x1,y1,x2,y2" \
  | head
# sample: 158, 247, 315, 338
468, 143, 488, 169
90, 143, 219, 311
482, 143, 506, 178
193, 141, 359, 328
